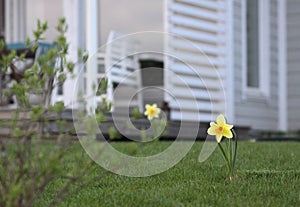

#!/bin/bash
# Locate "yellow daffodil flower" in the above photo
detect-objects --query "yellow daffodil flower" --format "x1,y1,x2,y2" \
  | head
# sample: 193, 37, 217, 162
144, 104, 161, 120
207, 114, 233, 142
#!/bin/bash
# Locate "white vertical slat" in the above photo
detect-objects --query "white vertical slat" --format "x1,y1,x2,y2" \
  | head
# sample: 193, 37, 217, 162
55, 0, 84, 108
4, 0, 11, 42
278, 0, 287, 131
259, 0, 271, 97
164, 0, 172, 103
19, 0, 27, 41
225, 0, 234, 123
12, 0, 18, 42
86, 0, 98, 112
105, 32, 114, 106
241, 0, 247, 100
133, 50, 143, 112
165, 0, 228, 122
4, 0, 26, 42
0, 0, 4, 35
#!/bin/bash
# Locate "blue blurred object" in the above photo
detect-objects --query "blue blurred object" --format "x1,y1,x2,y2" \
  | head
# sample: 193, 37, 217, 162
35, 42, 56, 58
6, 42, 56, 59
6, 42, 55, 54
6, 42, 28, 50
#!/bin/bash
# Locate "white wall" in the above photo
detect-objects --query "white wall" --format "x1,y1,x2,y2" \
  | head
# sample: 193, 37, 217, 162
100, 0, 163, 51
26, 0, 63, 42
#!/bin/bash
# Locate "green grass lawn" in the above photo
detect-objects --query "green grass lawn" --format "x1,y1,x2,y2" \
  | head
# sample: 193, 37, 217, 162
32, 142, 300, 206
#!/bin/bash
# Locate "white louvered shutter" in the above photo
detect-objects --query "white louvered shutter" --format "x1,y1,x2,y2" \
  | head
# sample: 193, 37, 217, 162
164, 0, 227, 122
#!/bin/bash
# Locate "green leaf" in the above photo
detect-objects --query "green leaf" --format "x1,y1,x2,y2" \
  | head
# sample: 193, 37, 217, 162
108, 127, 122, 140
52, 101, 64, 113
13, 127, 23, 138
59, 17, 66, 25
132, 107, 143, 119
19, 53, 26, 61
83, 54, 89, 63
95, 111, 106, 123
32, 43, 38, 52
42, 22, 48, 31
58, 73, 67, 83
0, 39, 5, 49
30, 105, 43, 122
78, 48, 83, 58
66, 62, 75, 73
25, 37, 31, 46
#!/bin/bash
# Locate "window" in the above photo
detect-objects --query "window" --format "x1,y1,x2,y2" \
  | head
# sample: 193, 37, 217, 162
244, 0, 270, 97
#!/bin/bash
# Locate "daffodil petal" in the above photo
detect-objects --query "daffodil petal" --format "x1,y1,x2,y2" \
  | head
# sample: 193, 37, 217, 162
216, 134, 223, 143
216, 114, 226, 125
207, 127, 216, 135
145, 104, 151, 109
210, 122, 217, 127
226, 124, 234, 129
223, 129, 233, 138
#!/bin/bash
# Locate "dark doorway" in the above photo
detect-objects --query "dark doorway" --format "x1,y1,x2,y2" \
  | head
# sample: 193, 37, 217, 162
139, 59, 164, 86
139, 59, 165, 107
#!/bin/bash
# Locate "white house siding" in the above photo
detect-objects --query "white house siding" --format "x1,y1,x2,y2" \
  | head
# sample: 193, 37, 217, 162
165, 0, 228, 122
233, 0, 279, 130
287, 0, 300, 130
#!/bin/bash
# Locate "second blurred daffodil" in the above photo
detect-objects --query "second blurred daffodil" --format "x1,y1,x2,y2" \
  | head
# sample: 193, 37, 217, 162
144, 104, 161, 120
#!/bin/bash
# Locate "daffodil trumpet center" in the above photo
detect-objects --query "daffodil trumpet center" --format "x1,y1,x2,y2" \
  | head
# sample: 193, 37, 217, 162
216, 126, 224, 134
148, 108, 156, 116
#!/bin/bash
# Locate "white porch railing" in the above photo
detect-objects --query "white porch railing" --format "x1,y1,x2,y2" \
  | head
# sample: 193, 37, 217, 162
83, 31, 143, 113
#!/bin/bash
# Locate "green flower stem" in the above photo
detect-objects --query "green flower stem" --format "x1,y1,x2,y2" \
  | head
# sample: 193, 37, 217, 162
229, 138, 234, 178
153, 120, 158, 140
232, 129, 238, 169
226, 140, 233, 177
218, 143, 227, 163
218, 143, 231, 174
229, 130, 238, 179
218, 129, 238, 180
151, 119, 160, 141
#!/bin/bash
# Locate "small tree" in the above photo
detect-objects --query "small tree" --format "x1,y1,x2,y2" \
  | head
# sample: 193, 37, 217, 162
0, 18, 98, 207
0, 17, 141, 207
